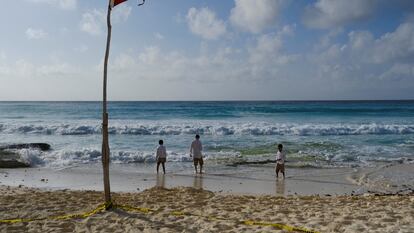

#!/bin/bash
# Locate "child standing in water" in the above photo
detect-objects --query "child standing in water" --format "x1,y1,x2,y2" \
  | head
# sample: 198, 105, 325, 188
276, 144, 286, 179
156, 140, 167, 174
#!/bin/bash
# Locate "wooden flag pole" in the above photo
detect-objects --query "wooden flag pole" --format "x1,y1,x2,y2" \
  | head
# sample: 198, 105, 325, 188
102, 0, 112, 208
101, 0, 146, 209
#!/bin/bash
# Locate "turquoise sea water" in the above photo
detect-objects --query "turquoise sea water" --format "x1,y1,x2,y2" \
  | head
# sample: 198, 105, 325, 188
0, 101, 413, 168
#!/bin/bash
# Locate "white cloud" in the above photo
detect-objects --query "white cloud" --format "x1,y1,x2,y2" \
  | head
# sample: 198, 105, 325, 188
346, 21, 414, 64
100, 46, 240, 82
303, 0, 377, 29
230, 0, 284, 33
105, 26, 298, 83
186, 7, 227, 40
0, 58, 90, 100
80, 9, 105, 35
174, 12, 184, 24
25, 28, 48, 40
57, 0, 76, 9
59, 27, 70, 35
314, 28, 344, 50
348, 31, 373, 50
27, 0, 77, 10
308, 19, 414, 88
80, 6, 132, 36
379, 63, 414, 81
112, 4, 132, 23
0, 59, 77, 79
37, 63, 74, 77
74, 44, 88, 53
249, 34, 283, 64
0, 51, 6, 61
0, 59, 12, 76
370, 22, 414, 63
278, 24, 296, 37
155, 32, 164, 40
248, 26, 299, 79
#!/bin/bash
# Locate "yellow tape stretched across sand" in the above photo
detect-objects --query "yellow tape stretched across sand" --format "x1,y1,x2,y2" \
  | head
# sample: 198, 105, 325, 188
0, 202, 110, 224
0, 202, 320, 233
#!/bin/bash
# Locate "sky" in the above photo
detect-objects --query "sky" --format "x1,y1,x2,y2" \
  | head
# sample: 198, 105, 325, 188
0, 0, 414, 101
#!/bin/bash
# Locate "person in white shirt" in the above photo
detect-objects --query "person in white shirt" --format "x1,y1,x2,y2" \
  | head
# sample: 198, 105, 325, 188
156, 139, 167, 174
276, 144, 286, 179
190, 134, 203, 174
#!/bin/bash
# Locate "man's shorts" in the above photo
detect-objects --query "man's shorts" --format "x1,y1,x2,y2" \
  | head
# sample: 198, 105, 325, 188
193, 157, 204, 166
157, 158, 166, 163
276, 163, 285, 173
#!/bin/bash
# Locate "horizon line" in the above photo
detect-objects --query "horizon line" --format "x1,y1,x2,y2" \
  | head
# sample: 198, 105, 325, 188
0, 99, 413, 102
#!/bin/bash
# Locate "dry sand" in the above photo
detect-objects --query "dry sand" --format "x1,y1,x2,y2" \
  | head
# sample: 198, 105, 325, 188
1, 185, 413, 233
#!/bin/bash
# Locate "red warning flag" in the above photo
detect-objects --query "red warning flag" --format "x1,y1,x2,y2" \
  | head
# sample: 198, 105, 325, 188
111, 0, 127, 8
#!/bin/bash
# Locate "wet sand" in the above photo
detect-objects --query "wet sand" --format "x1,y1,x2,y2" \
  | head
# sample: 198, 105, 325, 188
0, 163, 364, 196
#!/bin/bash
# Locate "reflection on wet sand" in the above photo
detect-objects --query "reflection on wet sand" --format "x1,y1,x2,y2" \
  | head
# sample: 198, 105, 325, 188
156, 174, 165, 188
193, 175, 203, 190
275, 179, 285, 195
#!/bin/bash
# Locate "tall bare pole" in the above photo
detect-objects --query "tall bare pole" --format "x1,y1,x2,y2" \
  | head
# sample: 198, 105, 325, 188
101, 0, 145, 209
102, 0, 112, 208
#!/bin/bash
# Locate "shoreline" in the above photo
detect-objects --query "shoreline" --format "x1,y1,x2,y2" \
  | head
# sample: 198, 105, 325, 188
1, 162, 413, 196
0, 164, 360, 196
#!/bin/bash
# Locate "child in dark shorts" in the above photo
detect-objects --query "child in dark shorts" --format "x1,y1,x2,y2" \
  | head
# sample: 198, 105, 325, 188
156, 140, 167, 174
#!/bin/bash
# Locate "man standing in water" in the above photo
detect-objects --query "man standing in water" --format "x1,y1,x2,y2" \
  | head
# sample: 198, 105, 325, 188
190, 134, 203, 174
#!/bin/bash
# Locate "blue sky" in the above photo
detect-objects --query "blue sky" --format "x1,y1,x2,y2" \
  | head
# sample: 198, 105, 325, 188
0, 0, 413, 100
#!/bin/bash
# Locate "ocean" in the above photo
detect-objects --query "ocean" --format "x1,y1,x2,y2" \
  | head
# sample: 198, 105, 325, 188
0, 101, 413, 169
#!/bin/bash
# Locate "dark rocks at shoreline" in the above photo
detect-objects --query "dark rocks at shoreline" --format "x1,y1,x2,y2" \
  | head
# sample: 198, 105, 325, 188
0, 150, 30, 168
0, 143, 51, 151
0, 143, 51, 168
226, 159, 277, 167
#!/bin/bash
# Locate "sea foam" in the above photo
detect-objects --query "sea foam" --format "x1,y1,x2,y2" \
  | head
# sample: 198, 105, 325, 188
14, 148, 194, 167
12, 145, 412, 168
1, 122, 413, 136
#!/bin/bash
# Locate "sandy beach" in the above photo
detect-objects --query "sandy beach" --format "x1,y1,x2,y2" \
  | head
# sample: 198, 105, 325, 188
1, 184, 413, 233
2, 0, 414, 230
1, 163, 414, 232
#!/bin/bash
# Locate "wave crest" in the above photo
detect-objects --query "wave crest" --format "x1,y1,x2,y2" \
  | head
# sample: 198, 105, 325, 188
1, 122, 413, 136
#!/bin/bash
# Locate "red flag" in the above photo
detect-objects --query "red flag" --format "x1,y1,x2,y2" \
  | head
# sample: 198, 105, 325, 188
111, 0, 127, 8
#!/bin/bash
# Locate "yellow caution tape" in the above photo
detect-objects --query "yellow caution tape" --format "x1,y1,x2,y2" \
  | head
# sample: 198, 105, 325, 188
114, 204, 152, 213
0, 202, 319, 233
0, 201, 111, 224
0, 218, 32, 224
171, 211, 185, 216
52, 202, 109, 220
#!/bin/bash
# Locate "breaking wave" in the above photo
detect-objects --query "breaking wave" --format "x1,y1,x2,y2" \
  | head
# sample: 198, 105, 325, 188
15, 148, 203, 167
13, 146, 412, 168
1, 122, 414, 136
